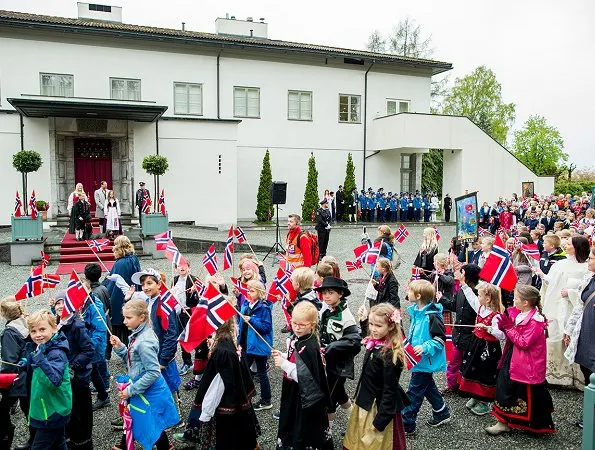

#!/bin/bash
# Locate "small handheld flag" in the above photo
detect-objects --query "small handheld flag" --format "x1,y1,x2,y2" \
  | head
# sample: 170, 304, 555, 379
154, 230, 172, 251
411, 267, 423, 280
87, 239, 110, 253
345, 260, 363, 272
63, 271, 89, 317
433, 225, 441, 242
29, 190, 38, 220
141, 190, 152, 214
234, 226, 247, 243
158, 189, 167, 215
14, 191, 23, 217
202, 244, 218, 276
402, 337, 422, 370
479, 234, 518, 291
223, 226, 234, 271
394, 224, 409, 244
14, 265, 44, 300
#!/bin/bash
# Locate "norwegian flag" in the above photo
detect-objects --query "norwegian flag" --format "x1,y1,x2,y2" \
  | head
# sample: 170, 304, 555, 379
362, 241, 382, 265
194, 278, 206, 298
478, 227, 491, 237
87, 239, 110, 253
570, 220, 580, 229
202, 244, 218, 276
154, 231, 172, 251
29, 190, 38, 220
520, 243, 541, 261
42, 273, 61, 289
510, 225, 519, 237
411, 267, 423, 280
158, 189, 167, 215
275, 267, 294, 297
62, 271, 89, 317
141, 190, 152, 214
266, 282, 282, 304
41, 251, 50, 268
433, 225, 441, 242
178, 283, 236, 353
394, 224, 409, 244
445, 326, 454, 363
156, 284, 178, 329
14, 190, 23, 217
345, 260, 363, 272
279, 257, 294, 275
223, 226, 234, 271
479, 234, 518, 291
230, 277, 249, 297
353, 242, 371, 261
14, 265, 44, 300
402, 337, 422, 370
233, 226, 247, 243
165, 240, 188, 267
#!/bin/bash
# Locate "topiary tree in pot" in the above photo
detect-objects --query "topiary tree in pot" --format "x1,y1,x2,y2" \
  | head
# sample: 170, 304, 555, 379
12, 150, 43, 215
142, 155, 169, 213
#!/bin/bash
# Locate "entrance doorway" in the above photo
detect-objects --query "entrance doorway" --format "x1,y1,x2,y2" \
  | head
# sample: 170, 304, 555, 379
74, 138, 113, 212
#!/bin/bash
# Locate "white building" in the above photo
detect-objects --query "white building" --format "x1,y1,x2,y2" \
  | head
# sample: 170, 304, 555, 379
0, 4, 553, 228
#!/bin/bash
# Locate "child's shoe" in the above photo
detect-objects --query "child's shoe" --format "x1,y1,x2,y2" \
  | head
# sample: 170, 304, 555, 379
471, 401, 491, 416
426, 406, 451, 428
486, 421, 510, 435
465, 398, 478, 410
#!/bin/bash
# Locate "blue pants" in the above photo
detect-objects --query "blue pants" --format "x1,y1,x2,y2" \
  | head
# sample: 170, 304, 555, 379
31, 427, 67, 450
391, 210, 397, 221
402, 372, 449, 432
246, 354, 271, 403
369, 208, 375, 222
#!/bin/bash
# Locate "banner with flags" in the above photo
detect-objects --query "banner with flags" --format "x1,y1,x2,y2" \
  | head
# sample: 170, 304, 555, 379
202, 244, 218, 276
223, 226, 234, 271
14, 191, 22, 217
165, 240, 187, 267
345, 260, 363, 272
14, 265, 44, 300
158, 189, 167, 215
154, 230, 172, 251
63, 271, 89, 317
233, 226, 247, 243
394, 224, 409, 244
29, 190, 38, 220
479, 234, 518, 291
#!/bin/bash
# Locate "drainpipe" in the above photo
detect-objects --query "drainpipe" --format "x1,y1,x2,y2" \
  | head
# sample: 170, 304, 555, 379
362, 61, 374, 190
217, 50, 222, 119
19, 114, 24, 150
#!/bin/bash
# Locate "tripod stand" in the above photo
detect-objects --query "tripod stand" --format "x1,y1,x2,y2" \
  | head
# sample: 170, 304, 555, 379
263, 204, 285, 263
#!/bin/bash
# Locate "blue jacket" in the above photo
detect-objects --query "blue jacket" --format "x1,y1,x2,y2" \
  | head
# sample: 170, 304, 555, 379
378, 197, 386, 209
413, 197, 422, 210
389, 199, 397, 211
105, 253, 142, 326
359, 194, 367, 208
238, 300, 273, 357
58, 314, 94, 383
406, 302, 447, 373
82, 294, 108, 364
400, 198, 408, 210
148, 297, 179, 366
366, 197, 376, 209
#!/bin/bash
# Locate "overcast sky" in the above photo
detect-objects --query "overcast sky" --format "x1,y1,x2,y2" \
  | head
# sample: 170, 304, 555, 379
2, 0, 593, 168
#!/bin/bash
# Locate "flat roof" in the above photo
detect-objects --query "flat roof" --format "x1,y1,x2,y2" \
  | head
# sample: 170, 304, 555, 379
0, 9, 453, 75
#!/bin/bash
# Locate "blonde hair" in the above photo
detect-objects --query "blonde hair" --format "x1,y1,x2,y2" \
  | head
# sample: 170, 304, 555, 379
0, 297, 24, 321
247, 279, 265, 300
421, 227, 438, 251
107, 190, 116, 200
377, 225, 395, 245
292, 301, 319, 333
478, 283, 504, 313
27, 309, 57, 330
543, 234, 561, 248
482, 237, 495, 248
408, 279, 435, 305
122, 299, 149, 322
291, 267, 314, 291
376, 257, 392, 272
315, 263, 334, 279
433, 253, 448, 269
113, 235, 135, 259
368, 303, 406, 365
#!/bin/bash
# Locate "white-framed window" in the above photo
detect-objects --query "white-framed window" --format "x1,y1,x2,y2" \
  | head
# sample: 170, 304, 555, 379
174, 82, 203, 115
234, 87, 260, 118
40, 73, 74, 97
288, 90, 312, 121
339, 94, 361, 123
387, 99, 410, 115
400, 154, 414, 192
110, 78, 141, 101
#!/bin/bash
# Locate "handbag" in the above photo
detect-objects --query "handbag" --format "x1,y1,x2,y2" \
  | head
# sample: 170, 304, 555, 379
365, 280, 378, 302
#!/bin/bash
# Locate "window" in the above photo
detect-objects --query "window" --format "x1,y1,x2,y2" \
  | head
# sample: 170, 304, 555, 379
288, 91, 312, 121
174, 83, 203, 115
40, 73, 74, 97
339, 94, 360, 123
387, 99, 410, 115
89, 4, 111, 12
400, 154, 415, 192
110, 78, 141, 101
234, 87, 260, 118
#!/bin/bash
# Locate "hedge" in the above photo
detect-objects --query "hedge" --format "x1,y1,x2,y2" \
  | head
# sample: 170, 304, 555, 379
554, 180, 595, 197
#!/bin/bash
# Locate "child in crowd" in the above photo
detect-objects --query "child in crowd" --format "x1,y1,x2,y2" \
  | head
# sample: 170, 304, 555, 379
433, 253, 455, 303
402, 279, 450, 434
371, 257, 400, 309
320, 255, 342, 278
314, 277, 361, 428
238, 253, 267, 284
110, 299, 179, 449
488, 285, 555, 435
52, 293, 95, 450
235, 259, 262, 309
540, 234, 566, 275
530, 229, 544, 254
458, 282, 505, 416
458, 237, 482, 265
273, 301, 334, 450
175, 315, 260, 449
26, 309, 72, 450
238, 279, 273, 411
315, 262, 334, 289
171, 262, 199, 376
283, 266, 322, 330
344, 303, 410, 449
439, 264, 480, 394
0, 298, 30, 449
478, 237, 494, 268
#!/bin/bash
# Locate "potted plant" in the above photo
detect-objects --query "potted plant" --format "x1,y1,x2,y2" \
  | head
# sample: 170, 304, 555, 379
12, 150, 43, 240
36, 200, 50, 221
140, 154, 169, 236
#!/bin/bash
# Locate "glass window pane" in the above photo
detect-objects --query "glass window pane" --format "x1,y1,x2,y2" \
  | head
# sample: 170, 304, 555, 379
399, 101, 409, 113
339, 111, 348, 122
387, 101, 397, 115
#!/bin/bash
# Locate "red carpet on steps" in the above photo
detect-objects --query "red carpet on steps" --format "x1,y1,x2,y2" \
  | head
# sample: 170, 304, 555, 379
56, 228, 115, 275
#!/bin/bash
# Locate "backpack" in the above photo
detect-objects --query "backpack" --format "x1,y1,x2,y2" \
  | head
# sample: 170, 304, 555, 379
389, 244, 402, 269
297, 231, 320, 264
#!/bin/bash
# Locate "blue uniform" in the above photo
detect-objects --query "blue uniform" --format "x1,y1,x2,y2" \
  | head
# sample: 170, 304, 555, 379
400, 197, 408, 221
367, 196, 376, 222
413, 197, 422, 221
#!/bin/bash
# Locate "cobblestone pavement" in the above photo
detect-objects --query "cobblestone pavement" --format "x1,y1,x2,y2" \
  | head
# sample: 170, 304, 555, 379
1, 223, 583, 449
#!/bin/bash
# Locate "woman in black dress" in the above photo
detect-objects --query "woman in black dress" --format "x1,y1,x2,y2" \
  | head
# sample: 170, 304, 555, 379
72, 192, 92, 241
413, 227, 439, 281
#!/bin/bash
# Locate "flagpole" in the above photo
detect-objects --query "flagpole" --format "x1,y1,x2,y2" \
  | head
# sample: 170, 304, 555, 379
164, 283, 192, 319
223, 296, 275, 353
86, 242, 111, 273
74, 271, 114, 337
0, 360, 20, 368
246, 240, 258, 260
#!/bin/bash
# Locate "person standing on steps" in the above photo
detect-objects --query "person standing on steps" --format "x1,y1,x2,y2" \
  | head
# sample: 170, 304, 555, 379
135, 181, 150, 228
94, 181, 108, 234
444, 194, 452, 222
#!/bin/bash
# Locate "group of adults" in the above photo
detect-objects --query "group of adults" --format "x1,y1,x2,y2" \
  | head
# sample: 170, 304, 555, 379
66, 182, 121, 239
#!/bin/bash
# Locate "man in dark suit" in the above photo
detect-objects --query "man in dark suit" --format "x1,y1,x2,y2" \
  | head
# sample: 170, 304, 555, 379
135, 181, 150, 227
315, 199, 332, 261
336, 185, 345, 222
443, 194, 452, 222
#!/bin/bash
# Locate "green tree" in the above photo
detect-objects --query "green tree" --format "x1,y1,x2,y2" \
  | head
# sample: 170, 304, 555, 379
302, 153, 319, 222
421, 150, 443, 194
255, 149, 274, 223
342, 153, 357, 220
442, 66, 516, 145
512, 115, 567, 177
142, 155, 169, 212
12, 150, 43, 215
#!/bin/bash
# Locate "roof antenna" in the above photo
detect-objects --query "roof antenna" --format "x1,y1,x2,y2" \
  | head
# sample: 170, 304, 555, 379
181, 22, 185, 31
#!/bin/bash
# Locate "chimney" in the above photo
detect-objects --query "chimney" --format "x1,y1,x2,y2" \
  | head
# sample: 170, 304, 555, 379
181, 22, 185, 31
246, 17, 253, 22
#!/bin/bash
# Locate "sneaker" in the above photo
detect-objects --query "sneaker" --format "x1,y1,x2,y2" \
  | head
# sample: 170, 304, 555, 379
253, 400, 273, 411
486, 421, 510, 435
471, 401, 491, 416
426, 414, 451, 427
178, 363, 191, 376
465, 398, 478, 410
92, 397, 111, 411
173, 432, 195, 444
110, 416, 124, 430
184, 378, 201, 390
272, 411, 281, 420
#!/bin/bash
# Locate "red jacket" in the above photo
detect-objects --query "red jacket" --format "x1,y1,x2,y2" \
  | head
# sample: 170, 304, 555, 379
498, 307, 547, 384
285, 227, 312, 268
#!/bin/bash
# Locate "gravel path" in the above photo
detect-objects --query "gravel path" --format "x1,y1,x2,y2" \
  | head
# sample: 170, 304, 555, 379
1, 223, 584, 449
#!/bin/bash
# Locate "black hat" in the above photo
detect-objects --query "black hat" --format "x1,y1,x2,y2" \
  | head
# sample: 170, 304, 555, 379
461, 264, 481, 285
139, 181, 146, 186
320, 198, 328, 205
314, 276, 351, 297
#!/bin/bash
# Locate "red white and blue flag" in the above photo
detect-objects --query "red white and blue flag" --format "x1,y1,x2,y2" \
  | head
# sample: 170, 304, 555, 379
520, 243, 541, 262
87, 239, 110, 253
411, 267, 423, 280
394, 224, 409, 244
165, 240, 187, 267
479, 234, 518, 291
202, 244, 218, 276
154, 230, 172, 251
478, 228, 492, 237
433, 225, 441, 242
14, 190, 22, 217
353, 242, 371, 261
42, 273, 61, 289
156, 284, 178, 329
158, 189, 167, 215
345, 260, 363, 272
14, 265, 45, 300
29, 190, 38, 220
141, 190, 151, 214
194, 278, 206, 298
230, 277, 249, 298
233, 226, 247, 244
275, 267, 294, 297
363, 241, 382, 265
41, 251, 50, 268
402, 337, 422, 370
62, 271, 88, 317
223, 226, 234, 271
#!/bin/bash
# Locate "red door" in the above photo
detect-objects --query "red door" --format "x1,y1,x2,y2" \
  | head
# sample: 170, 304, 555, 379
74, 139, 113, 212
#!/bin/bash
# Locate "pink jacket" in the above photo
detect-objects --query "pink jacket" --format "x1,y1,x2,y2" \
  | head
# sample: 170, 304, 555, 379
498, 307, 547, 384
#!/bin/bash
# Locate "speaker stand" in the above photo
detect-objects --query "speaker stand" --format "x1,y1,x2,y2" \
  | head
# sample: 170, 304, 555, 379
263, 204, 285, 264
